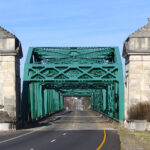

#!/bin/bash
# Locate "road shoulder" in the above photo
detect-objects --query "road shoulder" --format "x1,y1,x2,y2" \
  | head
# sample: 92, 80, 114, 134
119, 129, 150, 150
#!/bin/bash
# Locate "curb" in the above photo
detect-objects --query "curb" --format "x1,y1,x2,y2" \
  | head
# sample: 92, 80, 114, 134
91, 109, 122, 123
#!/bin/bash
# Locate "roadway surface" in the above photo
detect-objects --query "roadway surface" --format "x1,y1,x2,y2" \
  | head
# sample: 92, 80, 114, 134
0, 111, 120, 150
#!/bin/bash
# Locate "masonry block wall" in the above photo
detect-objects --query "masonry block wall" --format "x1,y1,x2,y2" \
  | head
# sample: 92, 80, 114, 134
123, 18, 150, 120
0, 27, 22, 125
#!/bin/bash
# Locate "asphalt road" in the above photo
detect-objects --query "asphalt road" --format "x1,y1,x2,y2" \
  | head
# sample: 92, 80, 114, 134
0, 111, 120, 150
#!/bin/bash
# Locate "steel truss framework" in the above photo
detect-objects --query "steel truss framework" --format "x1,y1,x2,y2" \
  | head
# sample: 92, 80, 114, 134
22, 47, 124, 122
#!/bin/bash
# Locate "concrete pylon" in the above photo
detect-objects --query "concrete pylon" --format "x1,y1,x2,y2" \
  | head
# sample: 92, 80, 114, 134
0, 27, 22, 129
123, 18, 150, 120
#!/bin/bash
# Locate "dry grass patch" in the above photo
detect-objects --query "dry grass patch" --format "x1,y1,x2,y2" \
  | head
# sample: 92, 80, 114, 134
119, 129, 150, 150
128, 101, 150, 121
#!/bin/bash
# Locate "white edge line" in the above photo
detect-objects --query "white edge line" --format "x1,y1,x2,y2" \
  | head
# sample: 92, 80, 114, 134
0, 131, 34, 144
0, 125, 47, 144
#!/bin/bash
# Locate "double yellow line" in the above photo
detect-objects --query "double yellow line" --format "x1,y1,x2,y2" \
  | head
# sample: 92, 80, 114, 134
88, 112, 107, 150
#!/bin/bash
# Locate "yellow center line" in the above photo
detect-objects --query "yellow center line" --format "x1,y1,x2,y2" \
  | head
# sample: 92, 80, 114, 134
88, 112, 107, 150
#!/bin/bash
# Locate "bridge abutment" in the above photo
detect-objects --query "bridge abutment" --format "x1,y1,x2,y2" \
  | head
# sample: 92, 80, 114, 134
0, 27, 22, 129
123, 18, 150, 120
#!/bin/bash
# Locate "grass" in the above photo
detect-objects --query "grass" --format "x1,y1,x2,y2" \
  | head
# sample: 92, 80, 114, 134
118, 129, 150, 150
128, 101, 150, 121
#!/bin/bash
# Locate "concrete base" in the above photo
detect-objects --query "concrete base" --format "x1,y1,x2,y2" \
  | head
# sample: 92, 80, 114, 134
124, 120, 150, 131
0, 123, 13, 131
146, 122, 150, 131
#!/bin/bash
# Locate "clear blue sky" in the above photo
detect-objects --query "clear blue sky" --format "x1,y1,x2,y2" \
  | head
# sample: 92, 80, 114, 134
0, 0, 150, 79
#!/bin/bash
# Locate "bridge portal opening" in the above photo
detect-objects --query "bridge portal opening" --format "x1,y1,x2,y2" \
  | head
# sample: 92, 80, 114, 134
22, 47, 124, 123
64, 97, 91, 111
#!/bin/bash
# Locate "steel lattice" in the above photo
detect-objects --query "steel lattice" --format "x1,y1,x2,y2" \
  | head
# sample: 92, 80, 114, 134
22, 47, 124, 123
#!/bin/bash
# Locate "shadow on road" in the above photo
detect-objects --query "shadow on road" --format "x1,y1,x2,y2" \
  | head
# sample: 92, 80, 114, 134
21, 110, 72, 130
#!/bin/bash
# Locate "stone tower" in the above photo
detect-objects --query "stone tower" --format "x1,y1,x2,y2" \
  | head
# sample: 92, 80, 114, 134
123, 18, 150, 120
0, 27, 22, 127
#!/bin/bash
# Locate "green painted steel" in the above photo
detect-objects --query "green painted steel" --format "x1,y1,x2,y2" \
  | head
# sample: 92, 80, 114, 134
22, 47, 124, 122
22, 82, 62, 121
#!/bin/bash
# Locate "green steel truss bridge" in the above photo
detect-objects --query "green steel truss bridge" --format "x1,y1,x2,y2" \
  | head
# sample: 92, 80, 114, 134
22, 47, 124, 123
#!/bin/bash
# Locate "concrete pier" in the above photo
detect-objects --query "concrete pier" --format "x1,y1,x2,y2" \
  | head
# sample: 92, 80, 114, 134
0, 27, 22, 129
123, 18, 150, 120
